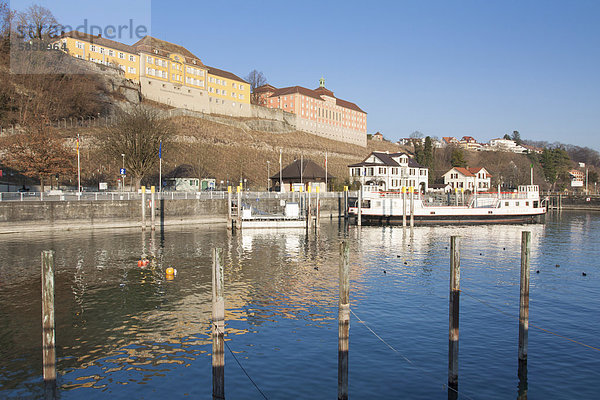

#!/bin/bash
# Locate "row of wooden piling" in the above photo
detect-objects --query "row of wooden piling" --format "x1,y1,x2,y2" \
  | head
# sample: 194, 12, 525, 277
39, 232, 531, 399
447, 232, 531, 398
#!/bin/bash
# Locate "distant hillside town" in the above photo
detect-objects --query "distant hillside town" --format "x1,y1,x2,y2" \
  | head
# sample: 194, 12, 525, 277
374, 131, 543, 155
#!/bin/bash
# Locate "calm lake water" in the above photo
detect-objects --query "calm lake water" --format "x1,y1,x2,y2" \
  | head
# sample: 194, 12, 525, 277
1, 212, 599, 399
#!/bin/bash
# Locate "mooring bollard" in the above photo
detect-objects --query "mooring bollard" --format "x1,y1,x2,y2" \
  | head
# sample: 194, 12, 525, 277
338, 241, 350, 400
41, 250, 57, 399
212, 248, 225, 400
151, 186, 156, 231
141, 186, 146, 230
448, 236, 460, 396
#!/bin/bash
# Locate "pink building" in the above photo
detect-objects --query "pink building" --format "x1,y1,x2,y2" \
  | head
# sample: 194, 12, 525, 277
255, 78, 367, 146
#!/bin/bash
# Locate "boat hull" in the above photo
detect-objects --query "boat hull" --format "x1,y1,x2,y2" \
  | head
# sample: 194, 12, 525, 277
354, 213, 544, 226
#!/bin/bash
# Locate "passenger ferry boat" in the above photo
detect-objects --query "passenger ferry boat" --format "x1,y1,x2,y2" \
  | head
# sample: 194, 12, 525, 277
348, 185, 546, 225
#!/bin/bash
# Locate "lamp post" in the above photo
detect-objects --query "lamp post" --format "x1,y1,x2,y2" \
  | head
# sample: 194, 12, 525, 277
267, 161, 270, 192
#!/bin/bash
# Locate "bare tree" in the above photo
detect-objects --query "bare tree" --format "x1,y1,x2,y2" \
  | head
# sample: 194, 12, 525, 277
245, 69, 267, 104
1, 119, 75, 191
102, 107, 174, 189
15, 4, 59, 41
0, 0, 13, 40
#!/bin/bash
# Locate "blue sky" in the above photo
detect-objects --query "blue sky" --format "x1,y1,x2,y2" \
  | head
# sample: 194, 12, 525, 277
13, 0, 600, 150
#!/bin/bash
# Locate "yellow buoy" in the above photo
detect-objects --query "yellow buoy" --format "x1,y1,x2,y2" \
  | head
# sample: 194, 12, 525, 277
166, 267, 174, 276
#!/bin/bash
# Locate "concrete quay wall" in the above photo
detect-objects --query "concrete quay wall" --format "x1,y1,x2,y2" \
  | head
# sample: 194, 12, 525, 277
0, 196, 346, 234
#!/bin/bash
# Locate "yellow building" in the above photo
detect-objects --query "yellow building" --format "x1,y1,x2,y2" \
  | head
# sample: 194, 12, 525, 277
57, 32, 251, 116
206, 66, 250, 107
133, 35, 208, 89
58, 31, 140, 81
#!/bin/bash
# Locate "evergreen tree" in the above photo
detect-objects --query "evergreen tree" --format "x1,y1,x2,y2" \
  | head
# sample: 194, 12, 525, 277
512, 130, 522, 145
413, 140, 424, 164
451, 148, 467, 168
540, 147, 571, 190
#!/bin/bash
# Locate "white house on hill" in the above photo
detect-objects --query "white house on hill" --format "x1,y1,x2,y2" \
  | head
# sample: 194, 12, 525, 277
443, 167, 492, 192
348, 151, 429, 192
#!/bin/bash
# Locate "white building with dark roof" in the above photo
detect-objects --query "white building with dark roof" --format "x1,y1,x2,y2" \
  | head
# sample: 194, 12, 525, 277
348, 151, 429, 192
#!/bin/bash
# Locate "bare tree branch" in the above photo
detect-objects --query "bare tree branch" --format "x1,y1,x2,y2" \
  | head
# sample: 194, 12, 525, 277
245, 69, 267, 105
101, 107, 174, 189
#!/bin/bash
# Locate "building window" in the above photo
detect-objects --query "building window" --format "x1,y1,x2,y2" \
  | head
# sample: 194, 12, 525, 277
239, 94, 244, 99
128, 67, 136, 74
119, 52, 124, 59
90, 45, 97, 52
76, 41, 84, 49
216, 88, 220, 94
129, 55, 135, 62
108, 49, 114, 56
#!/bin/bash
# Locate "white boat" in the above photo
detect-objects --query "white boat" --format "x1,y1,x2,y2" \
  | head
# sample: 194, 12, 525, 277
348, 185, 546, 225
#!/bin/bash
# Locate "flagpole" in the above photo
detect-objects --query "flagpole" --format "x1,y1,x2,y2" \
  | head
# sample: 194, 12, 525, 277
77, 134, 81, 194
279, 148, 283, 192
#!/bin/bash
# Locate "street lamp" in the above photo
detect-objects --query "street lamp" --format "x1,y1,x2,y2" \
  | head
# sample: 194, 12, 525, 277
267, 161, 270, 192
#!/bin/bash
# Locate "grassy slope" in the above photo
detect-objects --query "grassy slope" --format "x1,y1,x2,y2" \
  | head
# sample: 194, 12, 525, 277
164, 116, 403, 189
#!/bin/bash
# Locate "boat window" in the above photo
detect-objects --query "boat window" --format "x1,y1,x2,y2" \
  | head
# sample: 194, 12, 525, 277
516, 202, 519, 206
526, 201, 529, 206
505, 201, 509, 206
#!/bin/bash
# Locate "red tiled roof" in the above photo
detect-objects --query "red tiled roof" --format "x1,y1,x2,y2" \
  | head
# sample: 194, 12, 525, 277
265, 85, 366, 113
453, 167, 492, 177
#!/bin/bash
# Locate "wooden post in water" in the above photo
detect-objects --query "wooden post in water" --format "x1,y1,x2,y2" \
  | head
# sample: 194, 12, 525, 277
227, 186, 232, 230
402, 186, 407, 227
357, 184, 362, 226
343, 186, 349, 219
454, 188, 458, 206
519, 231, 531, 362
236, 186, 242, 231
150, 186, 156, 231
518, 232, 530, 399
307, 186, 312, 230
410, 186, 415, 228
338, 241, 350, 400
41, 250, 57, 399
316, 186, 321, 231
141, 186, 146, 230
448, 236, 460, 396
212, 248, 225, 400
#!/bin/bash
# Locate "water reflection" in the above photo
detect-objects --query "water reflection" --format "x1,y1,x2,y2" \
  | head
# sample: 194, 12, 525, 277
1, 214, 599, 399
